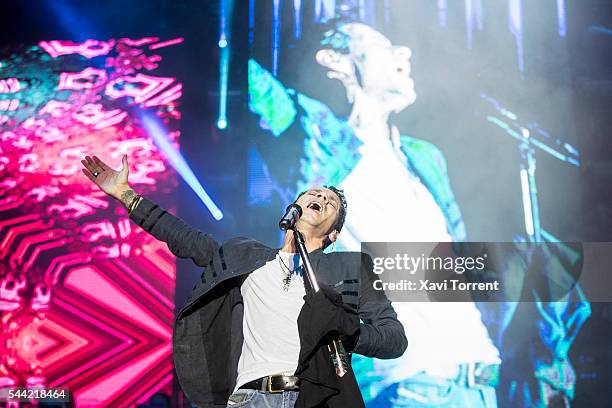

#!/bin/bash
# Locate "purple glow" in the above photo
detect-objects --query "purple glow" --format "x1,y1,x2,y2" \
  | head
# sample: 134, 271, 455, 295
294, 0, 302, 40
465, 0, 474, 49
0, 78, 22, 93
383, 0, 391, 25
557, 0, 567, 37
475, 0, 484, 31
72, 103, 128, 130
465, 0, 484, 49
57, 67, 107, 90
120, 37, 159, 47
437, 0, 448, 27
105, 73, 176, 103
272, 0, 281, 76
149, 37, 184, 50
362, 0, 377, 27
508, 0, 525, 73
0, 99, 19, 111
39, 39, 115, 58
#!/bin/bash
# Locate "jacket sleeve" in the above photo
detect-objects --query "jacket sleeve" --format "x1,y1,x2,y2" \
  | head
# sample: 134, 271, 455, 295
353, 253, 408, 359
129, 197, 219, 267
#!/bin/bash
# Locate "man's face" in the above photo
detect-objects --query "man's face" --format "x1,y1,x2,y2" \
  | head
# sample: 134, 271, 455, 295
294, 188, 341, 239
324, 23, 416, 113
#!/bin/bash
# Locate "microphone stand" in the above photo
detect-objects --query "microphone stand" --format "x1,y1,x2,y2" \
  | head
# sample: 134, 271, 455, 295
292, 227, 350, 377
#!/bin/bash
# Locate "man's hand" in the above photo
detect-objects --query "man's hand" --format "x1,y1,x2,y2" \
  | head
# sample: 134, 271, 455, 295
81, 154, 137, 207
316, 49, 360, 103
299, 285, 360, 353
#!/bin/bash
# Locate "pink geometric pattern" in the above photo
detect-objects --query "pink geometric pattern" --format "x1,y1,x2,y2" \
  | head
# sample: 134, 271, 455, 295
0, 37, 183, 406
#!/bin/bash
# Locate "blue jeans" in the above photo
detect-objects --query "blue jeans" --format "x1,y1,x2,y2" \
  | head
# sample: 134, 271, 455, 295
368, 374, 497, 408
226, 389, 300, 408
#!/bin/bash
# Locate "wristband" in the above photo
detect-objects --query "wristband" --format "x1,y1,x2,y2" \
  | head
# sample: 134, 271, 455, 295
127, 194, 142, 214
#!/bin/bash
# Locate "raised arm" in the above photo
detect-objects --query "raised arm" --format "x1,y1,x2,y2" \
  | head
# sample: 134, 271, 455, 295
353, 253, 408, 359
81, 154, 218, 267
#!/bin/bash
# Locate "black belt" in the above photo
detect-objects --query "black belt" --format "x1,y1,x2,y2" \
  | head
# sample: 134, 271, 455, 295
240, 374, 300, 393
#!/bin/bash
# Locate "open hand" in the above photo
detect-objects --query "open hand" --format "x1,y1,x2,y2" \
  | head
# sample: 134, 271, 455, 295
81, 154, 130, 199
316, 49, 356, 82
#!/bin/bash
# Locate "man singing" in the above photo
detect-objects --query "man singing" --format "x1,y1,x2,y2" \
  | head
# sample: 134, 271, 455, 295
80, 154, 407, 407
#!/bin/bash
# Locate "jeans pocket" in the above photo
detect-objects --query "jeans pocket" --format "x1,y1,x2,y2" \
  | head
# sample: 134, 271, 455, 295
226, 389, 258, 406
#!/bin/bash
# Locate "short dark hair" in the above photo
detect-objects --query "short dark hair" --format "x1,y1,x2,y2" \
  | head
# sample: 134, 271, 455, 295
296, 185, 347, 232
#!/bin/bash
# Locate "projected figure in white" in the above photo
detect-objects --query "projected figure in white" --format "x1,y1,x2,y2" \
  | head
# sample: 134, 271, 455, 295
314, 23, 500, 407
315, 24, 454, 246
250, 22, 499, 407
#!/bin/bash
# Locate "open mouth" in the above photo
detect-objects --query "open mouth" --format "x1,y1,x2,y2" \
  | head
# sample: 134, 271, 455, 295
306, 201, 323, 213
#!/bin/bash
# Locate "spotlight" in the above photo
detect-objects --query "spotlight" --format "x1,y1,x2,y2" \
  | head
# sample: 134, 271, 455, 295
141, 113, 224, 220
218, 38, 228, 48
217, 119, 227, 129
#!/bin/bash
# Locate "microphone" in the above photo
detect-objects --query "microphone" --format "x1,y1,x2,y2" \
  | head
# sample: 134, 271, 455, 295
279, 203, 302, 231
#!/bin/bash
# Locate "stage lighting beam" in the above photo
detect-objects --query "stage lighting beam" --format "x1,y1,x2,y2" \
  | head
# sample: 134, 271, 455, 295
141, 114, 224, 221
217, 0, 234, 130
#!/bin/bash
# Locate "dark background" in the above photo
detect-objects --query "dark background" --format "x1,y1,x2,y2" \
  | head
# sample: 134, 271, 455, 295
1, 0, 611, 406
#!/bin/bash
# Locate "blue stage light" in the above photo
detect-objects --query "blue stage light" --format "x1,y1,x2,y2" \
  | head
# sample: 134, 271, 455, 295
217, 46, 230, 130
217, 0, 233, 131
141, 113, 224, 220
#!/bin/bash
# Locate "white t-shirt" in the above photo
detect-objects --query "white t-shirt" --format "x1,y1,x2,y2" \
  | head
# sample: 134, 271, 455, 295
338, 136, 500, 381
337, 134, 451, 247
234, 251, 306, 393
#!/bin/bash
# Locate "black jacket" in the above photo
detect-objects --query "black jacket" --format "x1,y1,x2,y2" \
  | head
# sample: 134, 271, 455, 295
295, 286, 364, 407
130, 197, 408, 407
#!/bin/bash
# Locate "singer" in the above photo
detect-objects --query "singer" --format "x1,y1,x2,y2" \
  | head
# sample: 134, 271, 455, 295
81, 154, 407, 408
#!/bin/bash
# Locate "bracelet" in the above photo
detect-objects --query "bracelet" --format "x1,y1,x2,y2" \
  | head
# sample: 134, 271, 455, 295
128, 195, 141, 214
127, 194, 142, 214
128, 195, 141, 213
